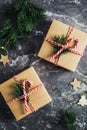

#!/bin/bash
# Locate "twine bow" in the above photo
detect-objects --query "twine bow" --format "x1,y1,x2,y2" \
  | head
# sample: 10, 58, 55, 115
7, 76, 44, 114
45, 27, 83, 65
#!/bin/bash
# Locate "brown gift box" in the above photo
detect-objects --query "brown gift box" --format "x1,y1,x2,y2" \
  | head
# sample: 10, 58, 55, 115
38, 19, 87, 71
0, 67, 52, 120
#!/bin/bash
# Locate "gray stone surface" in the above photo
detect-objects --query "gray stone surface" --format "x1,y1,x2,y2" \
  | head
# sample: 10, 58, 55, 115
0, 0, 87, 130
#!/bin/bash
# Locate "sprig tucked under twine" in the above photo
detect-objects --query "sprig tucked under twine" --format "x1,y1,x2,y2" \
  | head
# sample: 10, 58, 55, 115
45, 27, 83, 65
7, 76, 44, 114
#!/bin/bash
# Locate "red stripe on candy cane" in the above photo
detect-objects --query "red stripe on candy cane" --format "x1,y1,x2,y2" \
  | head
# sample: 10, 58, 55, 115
22, 79, 33, 113
66, 27, 73, 40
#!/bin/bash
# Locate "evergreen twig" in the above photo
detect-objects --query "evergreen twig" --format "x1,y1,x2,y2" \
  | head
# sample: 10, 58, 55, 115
12, 81, 30, 103
53, 35, 69, 58
0, 0, 45, 50
63, 110, 76, 130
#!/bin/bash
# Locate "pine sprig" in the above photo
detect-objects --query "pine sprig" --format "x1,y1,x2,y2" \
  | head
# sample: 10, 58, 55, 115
53, 35, 69, 58
12, 81, 30, 103
0, 0, 45, 50
63, 110, 76, 130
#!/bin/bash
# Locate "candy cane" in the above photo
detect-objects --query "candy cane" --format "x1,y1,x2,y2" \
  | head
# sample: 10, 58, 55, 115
22, 79, 33, 113
66, 27, 73, 40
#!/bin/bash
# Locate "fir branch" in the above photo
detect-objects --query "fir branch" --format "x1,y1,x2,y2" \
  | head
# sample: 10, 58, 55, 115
63, 110, 76, 130
12, 81, 30, 103
53, 35, 69, 58
0, 0, 45, 50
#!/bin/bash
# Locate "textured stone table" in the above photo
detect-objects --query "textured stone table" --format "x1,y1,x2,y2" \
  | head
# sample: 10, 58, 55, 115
0, 0, 87, 130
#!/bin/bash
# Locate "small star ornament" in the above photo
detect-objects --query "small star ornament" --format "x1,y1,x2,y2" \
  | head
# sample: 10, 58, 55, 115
0, 54, 10, 65
78, 94, 87, 106
71, 79, 81, 90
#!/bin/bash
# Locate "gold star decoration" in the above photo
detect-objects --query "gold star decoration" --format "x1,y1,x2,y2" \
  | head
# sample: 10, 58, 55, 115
0, 54, 10, 65
77, 94, 87, 106
71, 79, 81, 90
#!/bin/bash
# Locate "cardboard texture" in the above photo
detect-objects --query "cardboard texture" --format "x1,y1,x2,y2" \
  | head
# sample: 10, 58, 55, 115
38, 19, 87, 71
0, 67, 52, 120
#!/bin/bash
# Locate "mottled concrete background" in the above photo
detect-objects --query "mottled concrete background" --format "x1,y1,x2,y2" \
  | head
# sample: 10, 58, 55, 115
0, 0, 87, 130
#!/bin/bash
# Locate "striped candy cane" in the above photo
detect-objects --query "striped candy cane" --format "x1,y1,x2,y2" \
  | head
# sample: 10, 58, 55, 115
66, 27, 73, 40
22, 79, 33, 113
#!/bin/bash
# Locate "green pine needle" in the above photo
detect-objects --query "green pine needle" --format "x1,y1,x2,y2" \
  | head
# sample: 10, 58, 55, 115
0, 0, 45, 50
53, 35, 69, 58
12, 81, 30, 103
63, 110, 76, 130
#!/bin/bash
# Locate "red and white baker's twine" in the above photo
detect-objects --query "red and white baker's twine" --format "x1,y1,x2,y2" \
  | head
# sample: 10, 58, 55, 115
7, 76, 44, 114
13, 75, 20, 82
45, 27, 83, 65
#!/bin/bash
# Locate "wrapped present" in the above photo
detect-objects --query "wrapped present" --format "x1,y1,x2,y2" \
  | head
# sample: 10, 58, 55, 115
0, 67, 52, 120
38, 19, 87, 71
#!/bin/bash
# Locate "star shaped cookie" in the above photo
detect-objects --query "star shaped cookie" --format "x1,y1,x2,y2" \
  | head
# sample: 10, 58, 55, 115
71, 79, 81, 90
0, 55, 10, 65
78, 94, 87, 106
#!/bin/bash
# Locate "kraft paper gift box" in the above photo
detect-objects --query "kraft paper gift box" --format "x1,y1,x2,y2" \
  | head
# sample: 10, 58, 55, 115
0, 67, 52, 120
38, 19, 87, 71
